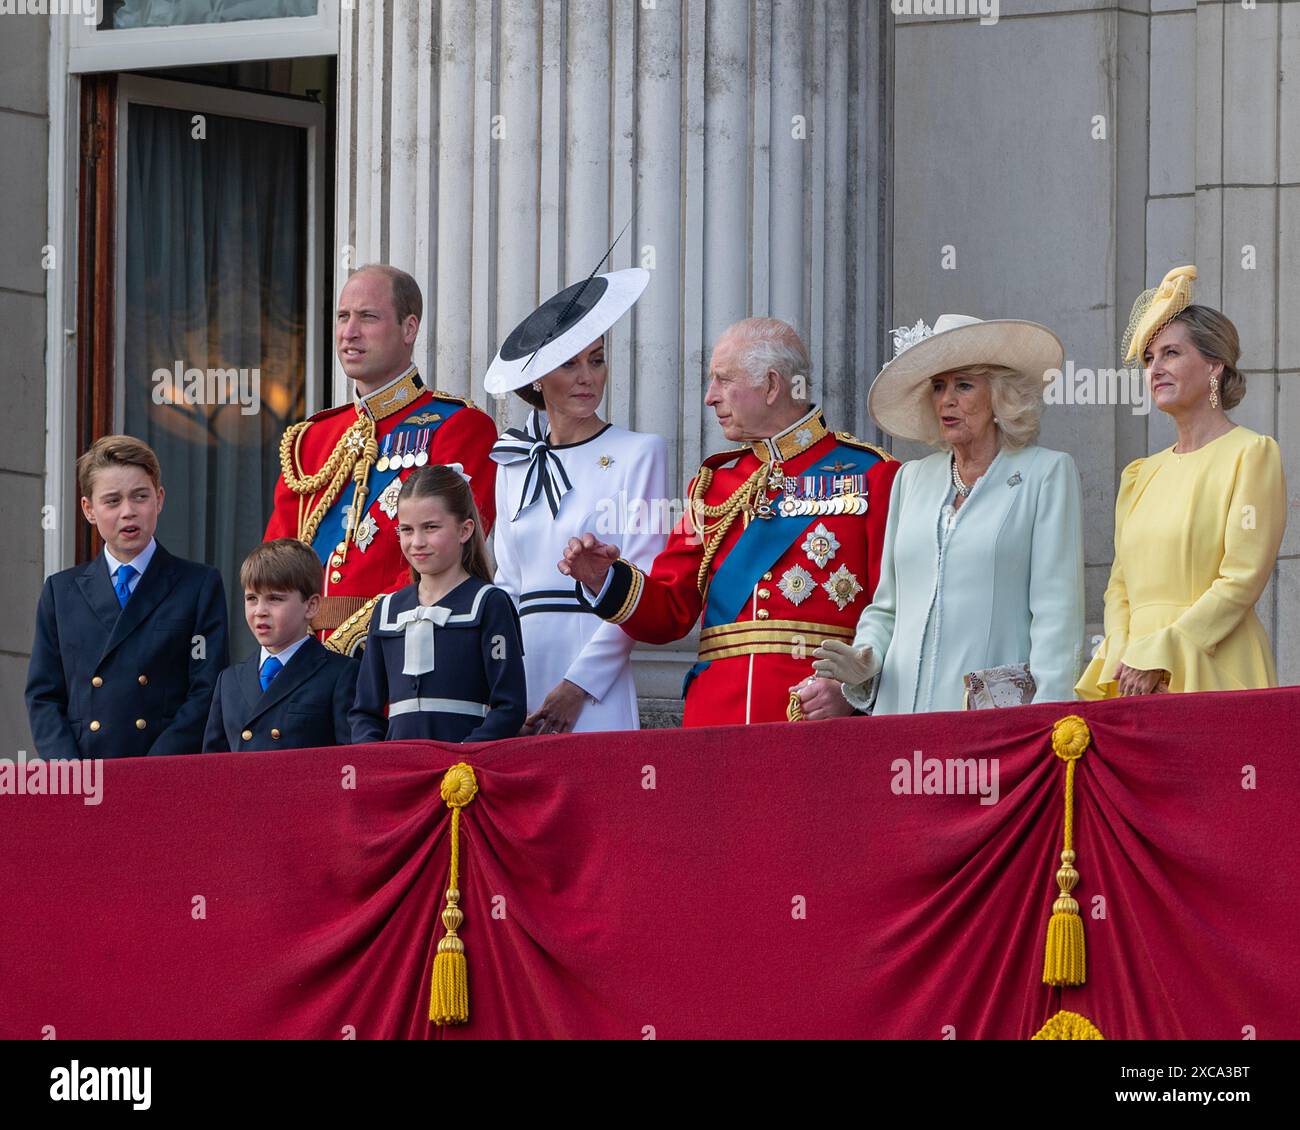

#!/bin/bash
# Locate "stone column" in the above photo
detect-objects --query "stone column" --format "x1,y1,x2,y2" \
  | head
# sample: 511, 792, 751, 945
335, 0, 890, 706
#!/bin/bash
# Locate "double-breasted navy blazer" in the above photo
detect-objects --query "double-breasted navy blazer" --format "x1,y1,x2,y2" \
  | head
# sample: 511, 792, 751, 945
202, 636, 358, 753
25, 542, 229, 759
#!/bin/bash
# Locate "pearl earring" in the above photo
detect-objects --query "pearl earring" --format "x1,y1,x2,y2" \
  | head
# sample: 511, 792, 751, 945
532, 381, 543, 393
1209, 375, 1220, 410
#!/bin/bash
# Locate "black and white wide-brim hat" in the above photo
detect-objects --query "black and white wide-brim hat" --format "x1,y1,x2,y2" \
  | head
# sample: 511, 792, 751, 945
484, 268, 650, 396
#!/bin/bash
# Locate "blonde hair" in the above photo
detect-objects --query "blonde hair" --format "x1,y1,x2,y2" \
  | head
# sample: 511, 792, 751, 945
1168, 305, 1246, 410
77, 435, 162, 499
931, 365, 1042, 451
240, 539, 323, 600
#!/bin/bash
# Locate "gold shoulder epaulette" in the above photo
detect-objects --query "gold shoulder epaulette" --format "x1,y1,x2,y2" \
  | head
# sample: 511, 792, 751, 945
324, 595, 382, 658
430, 389, 479, 411
835, 432, 895, 462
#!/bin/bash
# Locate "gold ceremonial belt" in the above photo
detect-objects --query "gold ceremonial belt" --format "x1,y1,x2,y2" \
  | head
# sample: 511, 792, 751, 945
697, 618, 854, 663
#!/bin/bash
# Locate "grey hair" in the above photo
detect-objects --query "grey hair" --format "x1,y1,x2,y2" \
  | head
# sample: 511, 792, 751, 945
722, 318, 812, 389
932, 364, 1043, 452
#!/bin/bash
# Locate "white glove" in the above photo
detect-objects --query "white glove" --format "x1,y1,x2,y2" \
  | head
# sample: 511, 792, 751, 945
812, 639, 880, 685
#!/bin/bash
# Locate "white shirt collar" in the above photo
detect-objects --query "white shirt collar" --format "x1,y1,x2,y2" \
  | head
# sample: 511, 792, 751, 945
353, 362, 419, 413
261, 634, 312, 670
104, 537, 157, 580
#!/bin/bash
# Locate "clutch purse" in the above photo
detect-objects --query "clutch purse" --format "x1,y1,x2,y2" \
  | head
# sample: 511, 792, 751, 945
963, 664, 1036, 709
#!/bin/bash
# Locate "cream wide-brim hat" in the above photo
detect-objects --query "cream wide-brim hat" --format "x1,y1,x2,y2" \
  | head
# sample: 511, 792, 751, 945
867, 314, 1065, 445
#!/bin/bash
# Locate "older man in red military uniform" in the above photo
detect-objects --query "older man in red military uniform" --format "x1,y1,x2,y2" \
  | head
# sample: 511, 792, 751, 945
265, 265, 498, 653
560, 318, 899, 726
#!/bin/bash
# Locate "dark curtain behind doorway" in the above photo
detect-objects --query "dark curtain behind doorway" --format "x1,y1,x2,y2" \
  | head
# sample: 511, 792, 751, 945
123, 102, 308, 661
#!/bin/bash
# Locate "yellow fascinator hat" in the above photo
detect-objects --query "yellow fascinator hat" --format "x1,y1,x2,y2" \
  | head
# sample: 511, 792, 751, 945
1122, 265, 1197, 363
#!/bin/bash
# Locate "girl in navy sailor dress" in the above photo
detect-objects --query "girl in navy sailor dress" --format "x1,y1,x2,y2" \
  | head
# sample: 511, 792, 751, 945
349, 465, 527, 743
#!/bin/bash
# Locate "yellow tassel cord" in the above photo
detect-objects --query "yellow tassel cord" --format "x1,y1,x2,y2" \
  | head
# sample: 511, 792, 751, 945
429, 762, 478, 1026
1032, 1010, 1104, 1040
786, 690, 805, 722
1043, 715, 1091, 987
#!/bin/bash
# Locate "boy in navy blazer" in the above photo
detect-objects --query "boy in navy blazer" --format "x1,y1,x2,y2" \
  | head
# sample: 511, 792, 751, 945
26, 435, 229, 759
203, 539, 358, 752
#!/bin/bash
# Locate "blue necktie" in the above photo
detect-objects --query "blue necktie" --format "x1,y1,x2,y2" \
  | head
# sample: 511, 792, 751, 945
113, 564, 137, 609
260, 656, 284, 693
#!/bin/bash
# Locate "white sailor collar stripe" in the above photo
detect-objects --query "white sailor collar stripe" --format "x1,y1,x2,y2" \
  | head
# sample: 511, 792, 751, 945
376, 583, 499, 634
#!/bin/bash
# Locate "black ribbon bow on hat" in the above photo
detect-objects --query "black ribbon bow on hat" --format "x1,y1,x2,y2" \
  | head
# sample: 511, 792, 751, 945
490, 409, 575, 520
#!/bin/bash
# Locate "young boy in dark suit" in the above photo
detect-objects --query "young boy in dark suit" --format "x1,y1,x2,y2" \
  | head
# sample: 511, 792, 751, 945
203, 539, 358, 752
26, 435, 229, 759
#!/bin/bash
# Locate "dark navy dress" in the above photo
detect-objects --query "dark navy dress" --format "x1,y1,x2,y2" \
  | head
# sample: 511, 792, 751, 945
349, 577, 527, 743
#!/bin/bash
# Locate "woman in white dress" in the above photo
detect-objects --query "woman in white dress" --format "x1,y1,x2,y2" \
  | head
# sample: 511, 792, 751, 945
486, 269, 669, 735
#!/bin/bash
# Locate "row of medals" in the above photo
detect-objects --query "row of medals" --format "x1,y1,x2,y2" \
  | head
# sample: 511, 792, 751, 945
375, 429, 431, 473
756, 466, 869, 519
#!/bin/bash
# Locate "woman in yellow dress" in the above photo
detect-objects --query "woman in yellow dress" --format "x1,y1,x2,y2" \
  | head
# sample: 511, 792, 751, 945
1076, 266, 1287, 698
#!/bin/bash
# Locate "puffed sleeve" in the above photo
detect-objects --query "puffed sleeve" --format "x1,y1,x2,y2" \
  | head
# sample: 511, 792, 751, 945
462, 587, 527, 742
1075, 457, 1143, 699
1026, 450, 1086, 702
491, 459, 523, 604
843, 464, 908, 709
563, 434, 670, 703
1123, 433, 1285, 672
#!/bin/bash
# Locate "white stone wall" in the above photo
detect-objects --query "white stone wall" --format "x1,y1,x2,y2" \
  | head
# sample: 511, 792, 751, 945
336, 0, 891, 698
336, 0, 890, 472
0, 15, 49, 753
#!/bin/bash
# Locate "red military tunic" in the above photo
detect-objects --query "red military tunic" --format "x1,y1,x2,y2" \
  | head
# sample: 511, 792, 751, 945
264, 366, 499, 652
590, 408, 900, 726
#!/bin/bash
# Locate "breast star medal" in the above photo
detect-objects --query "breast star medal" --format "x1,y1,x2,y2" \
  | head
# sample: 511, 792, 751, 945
378, 478, 403, 520
802, 523, 840, 569
777, 564, 816, 606
354, 513, 378, 553
822, 564, 862, 611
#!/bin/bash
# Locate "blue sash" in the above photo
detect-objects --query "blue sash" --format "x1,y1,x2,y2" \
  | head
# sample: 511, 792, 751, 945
683, 442, 876, 695
310, 400, 465, 563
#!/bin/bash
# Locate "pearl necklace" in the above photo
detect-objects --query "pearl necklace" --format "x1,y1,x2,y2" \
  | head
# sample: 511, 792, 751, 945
951, 458, 971, 497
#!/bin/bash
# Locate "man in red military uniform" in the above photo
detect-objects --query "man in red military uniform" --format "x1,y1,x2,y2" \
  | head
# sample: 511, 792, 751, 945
560, 318, 900, 726
265, 265, 499, 653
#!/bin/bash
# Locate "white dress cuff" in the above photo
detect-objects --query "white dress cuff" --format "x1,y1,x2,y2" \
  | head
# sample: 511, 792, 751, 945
582, 570, 615, 605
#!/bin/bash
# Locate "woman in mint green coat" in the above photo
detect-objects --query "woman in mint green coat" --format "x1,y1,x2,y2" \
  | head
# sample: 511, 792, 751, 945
814, 315, 1086, 714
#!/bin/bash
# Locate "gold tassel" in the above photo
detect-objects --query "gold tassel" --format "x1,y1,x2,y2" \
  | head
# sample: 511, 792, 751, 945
786, 690, 805, 722
1032, 1010, 1104, 1040
1043, 716, 1091, 987
430, 762, 478, 1026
